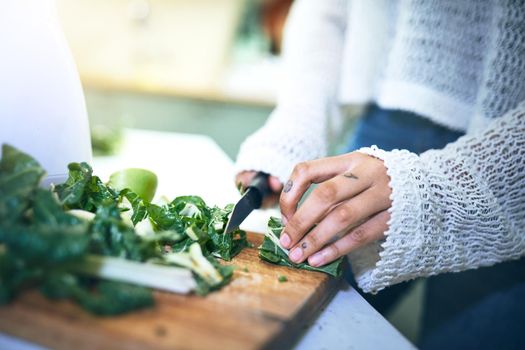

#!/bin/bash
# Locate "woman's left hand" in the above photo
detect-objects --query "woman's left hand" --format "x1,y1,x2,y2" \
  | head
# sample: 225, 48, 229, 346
279, 152, 392, 267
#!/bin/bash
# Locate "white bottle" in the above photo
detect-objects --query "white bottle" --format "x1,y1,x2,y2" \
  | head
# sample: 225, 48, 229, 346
0, 0, 92, 186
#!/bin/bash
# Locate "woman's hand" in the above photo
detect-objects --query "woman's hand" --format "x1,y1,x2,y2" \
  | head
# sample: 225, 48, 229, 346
236, 171, 283, 207
279, 152, 392, 267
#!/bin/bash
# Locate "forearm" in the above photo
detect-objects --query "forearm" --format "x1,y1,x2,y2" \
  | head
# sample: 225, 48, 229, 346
350, 102, 525, 293
235, 0, 348, 181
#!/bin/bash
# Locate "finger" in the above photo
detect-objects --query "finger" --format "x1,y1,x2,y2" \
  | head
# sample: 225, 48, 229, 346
236, 172, 282, 192
262, 176, 283, 207
235, 171, 256, 190
288, 188, 391, 263
236, 172, 282, 208
269, 176, 283, 192
280, 154, 361, 222
307, 210, 390, 267
262, 193, 280, 208
280, 172, 371, 249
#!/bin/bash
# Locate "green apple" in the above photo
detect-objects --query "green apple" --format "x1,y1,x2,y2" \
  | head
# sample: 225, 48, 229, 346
108, 168, 158, 202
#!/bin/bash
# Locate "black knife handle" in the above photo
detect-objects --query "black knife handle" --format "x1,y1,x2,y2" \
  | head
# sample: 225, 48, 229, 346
247, 172, 271, 209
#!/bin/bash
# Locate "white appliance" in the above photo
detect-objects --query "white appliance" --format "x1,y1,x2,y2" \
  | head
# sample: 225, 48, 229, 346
0, 0, 92, 186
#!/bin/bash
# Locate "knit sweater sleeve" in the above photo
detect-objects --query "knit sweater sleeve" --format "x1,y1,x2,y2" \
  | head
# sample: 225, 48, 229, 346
234, 0, 347, 182
349, 102, 525, 294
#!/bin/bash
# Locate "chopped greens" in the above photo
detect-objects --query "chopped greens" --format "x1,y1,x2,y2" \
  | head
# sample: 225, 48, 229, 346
41, 274, 154, 316
278, 275, 288, 283
54, 162, 119, 212
164, 243, 235, 296
259, 217, 343, 278
147, 198, 248, 261
0, 144, 248, 316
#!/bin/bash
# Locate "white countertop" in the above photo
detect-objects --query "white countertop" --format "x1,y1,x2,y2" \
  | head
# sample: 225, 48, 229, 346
0, 129, 414, 350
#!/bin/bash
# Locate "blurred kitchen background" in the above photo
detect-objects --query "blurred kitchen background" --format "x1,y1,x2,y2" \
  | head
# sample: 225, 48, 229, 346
56, 0, 288, 159
56, 0, 423, 343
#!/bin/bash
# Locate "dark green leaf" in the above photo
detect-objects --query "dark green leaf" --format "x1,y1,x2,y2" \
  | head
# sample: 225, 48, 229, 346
0, 144, 45, 222
0, 144, 248, 315
120, 189, 148, 225
259, 217, 343, 278
41, 273, 153, 316
89, 200, 159, 261
55, 162, 118, 212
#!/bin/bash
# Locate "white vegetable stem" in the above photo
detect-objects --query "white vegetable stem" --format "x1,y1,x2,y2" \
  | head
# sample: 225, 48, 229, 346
164, 243, 223, 286
72, 255, 197, 294
265, 226, 289, 256
67, 209, 96, 222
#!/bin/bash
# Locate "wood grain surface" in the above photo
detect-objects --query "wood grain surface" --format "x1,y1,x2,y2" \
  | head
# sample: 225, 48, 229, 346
0, 233, 342, 350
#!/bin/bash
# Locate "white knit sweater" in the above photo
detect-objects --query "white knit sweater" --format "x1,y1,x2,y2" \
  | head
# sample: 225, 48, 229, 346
235, 0, 525, 293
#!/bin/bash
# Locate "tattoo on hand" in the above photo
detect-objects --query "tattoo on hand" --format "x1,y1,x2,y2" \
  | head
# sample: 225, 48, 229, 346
343, 172, 358, 180
284, 179, 293, 193
301, 242, 308, 249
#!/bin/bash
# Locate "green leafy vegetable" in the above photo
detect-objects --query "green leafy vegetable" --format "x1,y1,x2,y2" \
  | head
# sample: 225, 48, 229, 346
259, 217, 343, 278
54, 162, 118, 212
0, 145, 151, 315
0, 144, 45, 223
0, 144, 249, 316
278, 275, 288, 283
164, 243, 235, 296
41, 273, 153, 316
147, 197, 248, 261
55, 161, 247, 292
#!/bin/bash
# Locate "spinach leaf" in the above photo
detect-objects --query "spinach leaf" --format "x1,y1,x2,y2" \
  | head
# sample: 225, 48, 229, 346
259, 217, 343, 278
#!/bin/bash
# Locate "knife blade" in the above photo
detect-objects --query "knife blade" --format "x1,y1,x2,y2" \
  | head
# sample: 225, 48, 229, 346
225, 172, 271, 234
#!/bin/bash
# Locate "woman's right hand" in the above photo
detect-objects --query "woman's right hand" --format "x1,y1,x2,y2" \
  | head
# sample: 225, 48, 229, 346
235, 171, 283, 208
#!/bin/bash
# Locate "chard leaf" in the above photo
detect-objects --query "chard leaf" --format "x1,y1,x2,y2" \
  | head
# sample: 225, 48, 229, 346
147, 203, 183, 232
170, 195, 208, 214
89, 200, 160, 261
0, 144, 45, 222
0, 143, 249, 315
41, 273, 153, 316
259, 217, 343, 278
0, 185, 89, 266
205, 205, 248, 261
32, 189, 83, 226
55, 162, 118, 212
119, 189, 148, 225
0, 146, 157, 315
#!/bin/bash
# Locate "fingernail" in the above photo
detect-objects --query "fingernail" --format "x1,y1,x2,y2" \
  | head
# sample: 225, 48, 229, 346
289, 247, 303, 262
280, 233, 291, 247
309, 252, 323, 267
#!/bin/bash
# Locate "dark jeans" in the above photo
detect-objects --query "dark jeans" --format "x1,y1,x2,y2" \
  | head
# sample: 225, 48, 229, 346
347, 104, 525, 349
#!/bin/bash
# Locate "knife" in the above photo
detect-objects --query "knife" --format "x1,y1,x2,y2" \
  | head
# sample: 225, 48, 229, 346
224, 172, 271, 234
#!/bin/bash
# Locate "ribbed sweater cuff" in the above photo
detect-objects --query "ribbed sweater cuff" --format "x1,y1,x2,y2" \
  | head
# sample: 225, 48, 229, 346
349, 146, 423, 293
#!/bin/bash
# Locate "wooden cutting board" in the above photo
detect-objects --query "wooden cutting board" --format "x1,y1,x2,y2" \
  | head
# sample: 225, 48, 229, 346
0, 233, 342, 350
